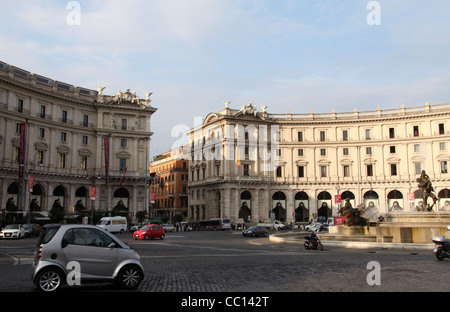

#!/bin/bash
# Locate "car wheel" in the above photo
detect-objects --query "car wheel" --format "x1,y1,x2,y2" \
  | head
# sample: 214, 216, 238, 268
144, 235, 149, 240
252, 233, 256, 237
120, 229, 124, 234
116, 265, 143, 289
35, 267, 64, 292
263, 232, 267, 237
160, 234, 165, 240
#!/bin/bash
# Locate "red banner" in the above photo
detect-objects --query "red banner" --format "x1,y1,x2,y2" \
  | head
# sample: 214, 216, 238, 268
90, 186, 96, 200
335, 195, 342, 205
28, 175, 34, 193
120, 167, 127, 186
150, 192, 155, 204
104, 137, 109, 184
334, 216, 347, 225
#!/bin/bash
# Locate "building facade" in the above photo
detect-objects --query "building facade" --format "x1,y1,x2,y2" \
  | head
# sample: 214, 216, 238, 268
187, 102, 450, 224
149, 148, 189, 221
0, 61, 157, 222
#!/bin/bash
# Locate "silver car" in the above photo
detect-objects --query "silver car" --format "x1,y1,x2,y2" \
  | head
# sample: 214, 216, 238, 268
32, 224, 144, 292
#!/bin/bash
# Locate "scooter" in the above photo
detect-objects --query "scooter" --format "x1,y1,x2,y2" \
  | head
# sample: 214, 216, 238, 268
304, 235, 323, 250
432, 235, 450, 261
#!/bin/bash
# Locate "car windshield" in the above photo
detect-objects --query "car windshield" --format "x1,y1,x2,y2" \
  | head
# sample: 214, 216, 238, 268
247, 226, 257, 230
97, 220, 108, 225
4, 224, 20, 229
23, 224, 33, 229
140, 225, 150, 230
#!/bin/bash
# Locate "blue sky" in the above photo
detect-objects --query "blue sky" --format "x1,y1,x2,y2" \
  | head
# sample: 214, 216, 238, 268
1, 0, 450, 157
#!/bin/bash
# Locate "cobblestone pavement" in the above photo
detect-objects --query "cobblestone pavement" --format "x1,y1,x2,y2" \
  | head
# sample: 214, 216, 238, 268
0, 230, 449, 294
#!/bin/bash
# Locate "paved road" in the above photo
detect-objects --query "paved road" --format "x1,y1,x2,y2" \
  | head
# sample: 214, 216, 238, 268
0, 230, 449, 294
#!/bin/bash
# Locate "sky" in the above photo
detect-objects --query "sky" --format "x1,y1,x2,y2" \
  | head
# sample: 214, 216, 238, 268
1, 0, 450, 158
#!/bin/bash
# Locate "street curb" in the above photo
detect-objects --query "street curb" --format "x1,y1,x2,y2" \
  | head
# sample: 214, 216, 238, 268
269, 232, 435, 251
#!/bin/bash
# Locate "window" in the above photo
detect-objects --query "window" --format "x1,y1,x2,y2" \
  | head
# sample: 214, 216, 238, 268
415, 162, 421, 175
39, 128, 45, 139
83, 115, 89, 127
413, 126, 419, 137
389, 128, 395, 139
15, 123, 21, 134
243, 164, 249, 176
40, 105, 46, 118
298, 149, 303, 157
320, 148, 326, 156
390, 146, 396, 154
366, 147, 372, 155
62, 228, 114, 248
342, 130, 348, 141
320, 166, 327, 177
59, 154, 66, 169
365, 129, 371, 140
414, 144, 420, 153
298, 166, 305, 178
62, 110, 68, 123
121, 119, 127, 130
60, 132, 66, 142
439, 123, 445, 135
441, 161, 448, 174
120, 138, 127, 148
17, 99, 23, 113
343, 148, 349, 156
320, 131, 326, 142
276, 166, 282, 177
119, 158, 126, 171
439, 142, 446, 151
390, 164, 397, 176
343, 165, 350, 177
298, 131, 303, 142
82, 136, 88, 145
366, 164, 373, 177
276, 149, 282, 156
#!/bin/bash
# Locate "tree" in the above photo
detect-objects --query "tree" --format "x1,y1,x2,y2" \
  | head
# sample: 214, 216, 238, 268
49, 206, 65, 223
136, 211, 146, 223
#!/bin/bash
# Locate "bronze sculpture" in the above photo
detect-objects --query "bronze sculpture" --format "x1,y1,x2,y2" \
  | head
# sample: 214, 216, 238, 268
338, 199, 368, 227
416, 170, 437, 211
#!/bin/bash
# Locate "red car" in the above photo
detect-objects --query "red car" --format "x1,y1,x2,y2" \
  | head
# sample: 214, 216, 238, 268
133, 224, 165, 240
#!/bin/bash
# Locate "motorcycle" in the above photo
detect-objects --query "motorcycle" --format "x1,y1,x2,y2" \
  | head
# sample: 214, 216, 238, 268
304, 235, 323, 250
432, 235, 450, 261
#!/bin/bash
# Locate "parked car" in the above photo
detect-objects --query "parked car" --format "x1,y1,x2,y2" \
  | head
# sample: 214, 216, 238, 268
23, 223, 42, 238
133, 224, 165, 240
306, 222, 329, 233
0, 224, 26, 239
32, 224, 144, 292
242, 226, 268, 237
181, 222, 192, 231
162, 224, 175, 232
130, 223, 144, 231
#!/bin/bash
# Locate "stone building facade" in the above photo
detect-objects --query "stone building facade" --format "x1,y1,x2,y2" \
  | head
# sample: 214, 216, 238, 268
0, 61, 156, 222
187, 102, 450, 224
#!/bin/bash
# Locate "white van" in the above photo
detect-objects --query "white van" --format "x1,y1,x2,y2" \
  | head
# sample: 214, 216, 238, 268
96, 216, 127, 233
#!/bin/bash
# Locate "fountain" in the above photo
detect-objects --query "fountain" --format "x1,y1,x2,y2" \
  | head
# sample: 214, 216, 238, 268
325, 171, 450, 244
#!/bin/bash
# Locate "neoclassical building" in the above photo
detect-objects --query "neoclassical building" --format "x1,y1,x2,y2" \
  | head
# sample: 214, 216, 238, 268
0, 61, 157, 221
187, 102, 450, 224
